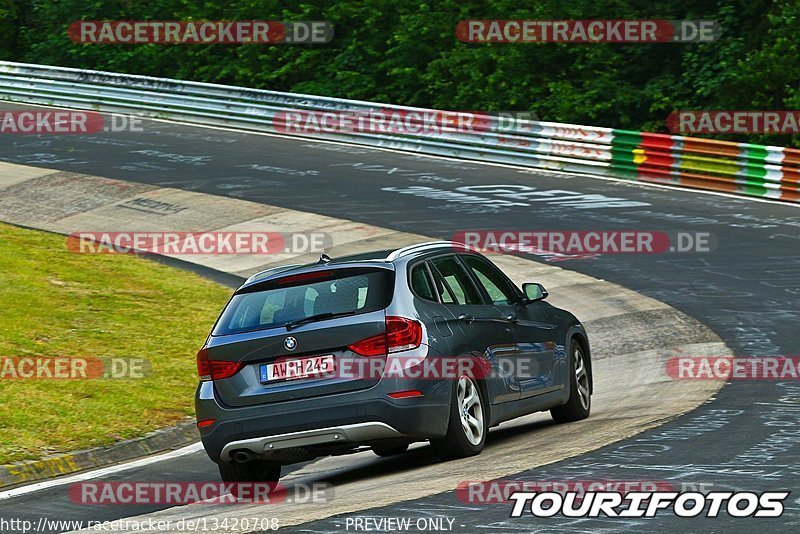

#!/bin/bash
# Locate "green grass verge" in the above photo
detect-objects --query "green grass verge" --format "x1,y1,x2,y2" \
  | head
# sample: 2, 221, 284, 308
0, 222, 232, 464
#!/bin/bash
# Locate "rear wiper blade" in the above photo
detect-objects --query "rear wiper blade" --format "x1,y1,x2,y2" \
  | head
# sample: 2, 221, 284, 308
284, 311, 357, 331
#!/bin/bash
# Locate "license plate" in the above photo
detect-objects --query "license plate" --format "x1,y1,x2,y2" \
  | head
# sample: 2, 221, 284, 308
260, 354, 335, 383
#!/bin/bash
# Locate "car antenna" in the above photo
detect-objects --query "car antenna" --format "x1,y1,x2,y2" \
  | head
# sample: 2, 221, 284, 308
318, 254, 332, 264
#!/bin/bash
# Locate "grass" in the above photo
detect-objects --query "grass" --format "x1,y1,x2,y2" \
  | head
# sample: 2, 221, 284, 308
0, 222, 232, 464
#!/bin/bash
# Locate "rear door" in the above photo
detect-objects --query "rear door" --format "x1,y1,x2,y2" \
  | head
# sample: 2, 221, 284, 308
427, 255, 518, 404
459, 254, 559, 399
206, 265, 394, 407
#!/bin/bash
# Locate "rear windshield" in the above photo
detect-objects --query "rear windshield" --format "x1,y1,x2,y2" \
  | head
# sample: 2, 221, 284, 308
212, 267, 394, 336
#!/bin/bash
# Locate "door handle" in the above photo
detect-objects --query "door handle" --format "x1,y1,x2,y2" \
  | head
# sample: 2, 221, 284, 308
506, 314, 519, 324
457, 313, 474, 324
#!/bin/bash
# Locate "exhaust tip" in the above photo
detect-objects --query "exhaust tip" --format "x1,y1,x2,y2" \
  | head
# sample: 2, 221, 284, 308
232, 450, 255, 463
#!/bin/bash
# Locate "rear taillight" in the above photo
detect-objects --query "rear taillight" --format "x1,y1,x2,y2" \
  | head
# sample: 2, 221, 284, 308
196, 348, 243, 381
348, 316, 423, 357
386, 316, 423, 352
347, 332, 387, 357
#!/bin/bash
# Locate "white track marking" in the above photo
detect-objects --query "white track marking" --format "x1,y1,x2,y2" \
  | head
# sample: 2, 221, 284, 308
0, 443, 203, 501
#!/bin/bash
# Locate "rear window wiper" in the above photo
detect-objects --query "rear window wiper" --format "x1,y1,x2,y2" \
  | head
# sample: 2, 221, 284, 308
284, 311, 358, 331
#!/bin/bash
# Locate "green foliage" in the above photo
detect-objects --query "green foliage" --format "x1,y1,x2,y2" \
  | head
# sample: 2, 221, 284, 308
3, 0, 800, 145
0, 0, 21, 59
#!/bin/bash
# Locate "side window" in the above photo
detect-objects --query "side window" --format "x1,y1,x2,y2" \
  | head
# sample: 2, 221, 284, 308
410, 263, 437, 302
462, 255, 519, 305
430, 256, 483, 305
430, 267, 456, 304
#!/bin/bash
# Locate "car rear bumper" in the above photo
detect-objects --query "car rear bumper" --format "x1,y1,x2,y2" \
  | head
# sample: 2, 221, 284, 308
195, 379, 451, 463
219, 422, 403, 461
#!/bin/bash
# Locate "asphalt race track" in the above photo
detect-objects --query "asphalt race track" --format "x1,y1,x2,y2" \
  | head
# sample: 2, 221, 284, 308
1, 107, 799, 532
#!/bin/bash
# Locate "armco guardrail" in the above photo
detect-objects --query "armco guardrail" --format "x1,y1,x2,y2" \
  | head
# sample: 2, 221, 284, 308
1, 61, 798, 203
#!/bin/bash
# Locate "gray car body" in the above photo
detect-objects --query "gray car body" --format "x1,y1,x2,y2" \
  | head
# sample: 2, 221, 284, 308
195, 242, 591, 465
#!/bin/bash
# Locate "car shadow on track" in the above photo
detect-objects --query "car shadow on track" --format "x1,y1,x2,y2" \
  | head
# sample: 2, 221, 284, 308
286, 416, 557, 488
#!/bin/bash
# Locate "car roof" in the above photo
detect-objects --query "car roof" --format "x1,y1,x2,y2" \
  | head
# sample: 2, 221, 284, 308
240, 241, 469, 289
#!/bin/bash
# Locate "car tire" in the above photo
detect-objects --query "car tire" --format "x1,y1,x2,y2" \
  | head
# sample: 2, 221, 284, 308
431, 375, 487, 460
218, 460, 282, 484
551, 340, 591, 424
373, 444, 409, 457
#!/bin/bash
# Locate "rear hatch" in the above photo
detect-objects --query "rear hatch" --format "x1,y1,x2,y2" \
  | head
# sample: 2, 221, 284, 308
203, 264, 395, 407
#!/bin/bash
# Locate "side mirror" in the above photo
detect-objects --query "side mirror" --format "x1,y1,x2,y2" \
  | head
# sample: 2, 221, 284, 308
522, 283, 548, 303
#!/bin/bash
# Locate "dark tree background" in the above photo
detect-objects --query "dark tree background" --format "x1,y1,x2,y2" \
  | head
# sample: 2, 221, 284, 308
1, 0, 798, 145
